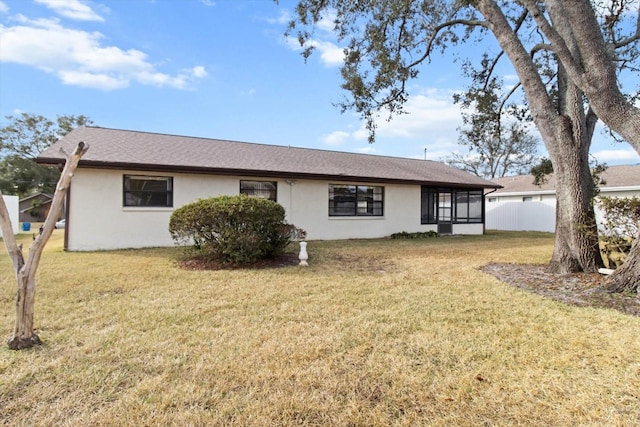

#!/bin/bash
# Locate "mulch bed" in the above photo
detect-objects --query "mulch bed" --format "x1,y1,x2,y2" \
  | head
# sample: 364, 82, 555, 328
482, 263, 640, 317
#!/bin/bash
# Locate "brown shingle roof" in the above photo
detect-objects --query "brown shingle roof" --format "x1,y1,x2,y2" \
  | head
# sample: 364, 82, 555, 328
37, 126, 499, 188
491, 164, 640, 194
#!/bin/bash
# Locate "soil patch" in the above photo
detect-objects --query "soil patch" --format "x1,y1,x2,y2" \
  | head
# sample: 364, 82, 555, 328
482, 263, 639, 317
179, 253, 301, 271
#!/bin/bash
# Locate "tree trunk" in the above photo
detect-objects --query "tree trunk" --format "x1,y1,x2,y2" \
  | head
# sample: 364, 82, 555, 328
477, 0, 602, 274
545, 21, 601, 274
552, 0, 640, 287
606, 235, 640, 293
547, 142, 601, 273
7, 272, 42, 350
0, 141, 88, 350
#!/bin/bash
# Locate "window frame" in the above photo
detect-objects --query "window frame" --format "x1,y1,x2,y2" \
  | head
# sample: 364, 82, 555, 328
240, 180, 278, 201
421, 187, 484, 224
123, 175, 173, 208
328, 184, 384, 217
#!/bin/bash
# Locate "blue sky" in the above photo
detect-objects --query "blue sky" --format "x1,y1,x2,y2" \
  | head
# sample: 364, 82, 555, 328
1, 0, 638, 167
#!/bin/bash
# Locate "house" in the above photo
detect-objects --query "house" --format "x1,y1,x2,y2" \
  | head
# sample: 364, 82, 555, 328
18, 193, 54, 222
486, 164, 640, 232
36, 126, 500, 251
0, 195, 19, 237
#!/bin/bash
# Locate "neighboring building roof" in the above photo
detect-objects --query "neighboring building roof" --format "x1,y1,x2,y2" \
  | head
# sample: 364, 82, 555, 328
19, 193, 53, 203
491, 164, 640, 195
37, 126, 500, 189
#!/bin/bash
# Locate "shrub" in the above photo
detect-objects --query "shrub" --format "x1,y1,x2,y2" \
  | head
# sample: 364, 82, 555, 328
596, 196, 639, 269
169, 195, 305, 264
597, 196, 640, 240
389, 231, 439, 239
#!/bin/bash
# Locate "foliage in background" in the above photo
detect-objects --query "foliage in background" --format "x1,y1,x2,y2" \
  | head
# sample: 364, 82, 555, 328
0, 113, 92, 197
169, 195, 305, 265
447, 55, 540, 179
597, 196, 640, 240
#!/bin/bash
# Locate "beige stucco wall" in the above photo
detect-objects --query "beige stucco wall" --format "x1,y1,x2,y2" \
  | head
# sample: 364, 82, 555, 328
65, 168, 483, 251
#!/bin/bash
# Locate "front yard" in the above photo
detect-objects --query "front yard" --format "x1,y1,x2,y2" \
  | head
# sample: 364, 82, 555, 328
1, 231, 639, 426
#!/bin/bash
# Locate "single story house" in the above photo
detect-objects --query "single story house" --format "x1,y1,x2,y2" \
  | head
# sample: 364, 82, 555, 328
36, 126, 500, 251
0, 194, 19, 237
486, 164, 640, 232
19, 193, 54, 222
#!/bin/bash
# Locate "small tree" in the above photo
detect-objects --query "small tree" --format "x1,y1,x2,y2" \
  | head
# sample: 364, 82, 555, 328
169, 195, 305, 265
0, 142, 89, 350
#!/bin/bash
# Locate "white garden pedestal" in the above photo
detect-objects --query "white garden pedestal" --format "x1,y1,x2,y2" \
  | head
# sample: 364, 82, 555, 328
298, 241, 309, 266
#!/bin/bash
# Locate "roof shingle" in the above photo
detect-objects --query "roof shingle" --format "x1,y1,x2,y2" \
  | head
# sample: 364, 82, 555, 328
491, 164, 640, 193
37, 126, 499, 188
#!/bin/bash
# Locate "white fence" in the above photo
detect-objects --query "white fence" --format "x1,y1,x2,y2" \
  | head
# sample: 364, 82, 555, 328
485, 201, 556, 233
0, 195, 20, 237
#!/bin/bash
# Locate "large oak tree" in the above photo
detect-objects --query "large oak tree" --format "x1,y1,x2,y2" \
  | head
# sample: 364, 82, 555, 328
287, 0, 639, 291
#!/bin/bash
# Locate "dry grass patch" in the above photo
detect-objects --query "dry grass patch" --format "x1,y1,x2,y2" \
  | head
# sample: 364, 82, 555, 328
1, 230, 639, 426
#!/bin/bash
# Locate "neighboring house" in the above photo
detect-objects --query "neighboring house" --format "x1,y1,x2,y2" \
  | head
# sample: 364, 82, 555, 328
0, 195, 19, 237
486, 164, 640, 232
36, 126, 500, 251
18, 193, 54, 222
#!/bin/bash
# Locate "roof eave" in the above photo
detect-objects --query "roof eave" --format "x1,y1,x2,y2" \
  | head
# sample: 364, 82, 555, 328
36, 157, 501, 189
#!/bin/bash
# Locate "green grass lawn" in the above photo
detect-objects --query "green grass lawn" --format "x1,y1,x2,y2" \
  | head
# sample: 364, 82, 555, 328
1, 230, 639, 426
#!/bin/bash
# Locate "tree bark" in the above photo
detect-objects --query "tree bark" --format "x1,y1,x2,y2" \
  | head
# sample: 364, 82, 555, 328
0, 141, 88, 350
477, 0, 602, 273
606, 236, 640, 293
545, 5, 602, 273
556, 0, 640, 288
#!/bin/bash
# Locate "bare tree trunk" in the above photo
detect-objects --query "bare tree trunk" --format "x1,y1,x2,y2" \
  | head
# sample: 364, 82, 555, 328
0, 141, 88, 350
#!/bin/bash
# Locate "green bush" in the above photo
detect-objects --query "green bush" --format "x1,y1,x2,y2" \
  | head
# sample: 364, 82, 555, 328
169, 195, 305, 264
389, 230, 439, 239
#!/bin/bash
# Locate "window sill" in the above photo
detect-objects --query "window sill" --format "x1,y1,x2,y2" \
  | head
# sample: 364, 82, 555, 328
123, 207, 174, 212
329, 216, 385, 220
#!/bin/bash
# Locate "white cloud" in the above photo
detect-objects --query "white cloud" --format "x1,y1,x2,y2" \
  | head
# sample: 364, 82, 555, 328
35, 0, 104, 22
322, 130, 350, 146
361, 88, 463, 140
315, 9, 337, 33
312, 40, 344, 66
200, 0, 216, 6
316, 87, 465, 160
354, 146, 377, 154
265, 9, 290, 25
284, 35, 344, 67
191, 65, 208, 78
592, 149, 640, 163
0, 17, 207, 91
59, 70, 128, 90
0, 1, 9, 14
